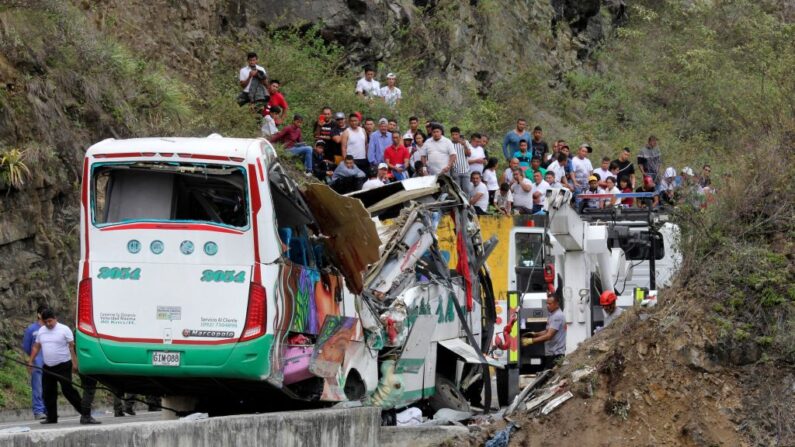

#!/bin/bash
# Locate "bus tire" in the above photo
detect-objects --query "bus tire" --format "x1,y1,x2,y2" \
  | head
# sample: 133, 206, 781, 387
428, 375, 470, 412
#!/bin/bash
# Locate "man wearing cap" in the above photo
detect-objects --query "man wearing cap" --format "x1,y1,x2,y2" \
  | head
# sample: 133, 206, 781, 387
270, 114, 313, 175
659, 167, 678, 205
384, 131, 410, 181
368, 118, 392, 167
424, 123, 456, 176
581, 175, 603, 210
597, 291, 624, 330
312, 140, 335, 182
380, 73, 402, 107
355, 65, 381, 98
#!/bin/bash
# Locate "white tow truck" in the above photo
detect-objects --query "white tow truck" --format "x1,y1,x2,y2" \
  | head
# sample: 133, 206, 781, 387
493, 188, 681, 404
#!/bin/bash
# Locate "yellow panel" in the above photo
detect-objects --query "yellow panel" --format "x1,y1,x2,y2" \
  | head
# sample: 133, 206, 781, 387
436, 214, 514, 301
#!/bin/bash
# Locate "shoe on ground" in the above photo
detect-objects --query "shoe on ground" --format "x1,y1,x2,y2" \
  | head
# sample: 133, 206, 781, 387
40, 419, 57, 424
34, 413, 47, 420
114, 411, 125, 417
80, 416, 102, 425
124, 408, 136, 416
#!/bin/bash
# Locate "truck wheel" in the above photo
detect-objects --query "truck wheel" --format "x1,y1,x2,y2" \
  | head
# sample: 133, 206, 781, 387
428, 376, 471, 412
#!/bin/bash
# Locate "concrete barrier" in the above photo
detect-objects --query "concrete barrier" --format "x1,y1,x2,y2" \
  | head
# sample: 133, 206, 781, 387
379, 426, 469, 447
0, 407, 381, 447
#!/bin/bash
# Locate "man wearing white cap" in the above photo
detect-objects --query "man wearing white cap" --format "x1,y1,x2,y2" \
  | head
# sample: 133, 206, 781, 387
380, 73, 402, 107
659, 166, 678, 205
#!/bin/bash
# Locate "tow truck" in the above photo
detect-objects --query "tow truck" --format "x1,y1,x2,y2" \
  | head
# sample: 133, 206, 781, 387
492, 188, 681, 404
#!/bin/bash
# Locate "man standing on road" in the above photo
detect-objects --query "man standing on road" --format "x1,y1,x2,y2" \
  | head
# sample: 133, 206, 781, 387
28, 308, 100, 425
502, 118, 532, 161
522, 293, 566, 370
22, 304, 47, 420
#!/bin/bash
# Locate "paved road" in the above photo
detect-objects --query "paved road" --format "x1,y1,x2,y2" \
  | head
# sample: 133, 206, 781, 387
0, 410, 166, 433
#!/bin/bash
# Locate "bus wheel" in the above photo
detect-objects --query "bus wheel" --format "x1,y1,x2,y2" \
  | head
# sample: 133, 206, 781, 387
428, 375, 470, 412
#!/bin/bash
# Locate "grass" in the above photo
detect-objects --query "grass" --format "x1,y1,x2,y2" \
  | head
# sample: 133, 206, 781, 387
0, 352, 33, 409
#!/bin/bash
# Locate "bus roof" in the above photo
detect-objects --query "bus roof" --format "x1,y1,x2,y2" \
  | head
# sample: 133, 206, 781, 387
86, 136, 275, 162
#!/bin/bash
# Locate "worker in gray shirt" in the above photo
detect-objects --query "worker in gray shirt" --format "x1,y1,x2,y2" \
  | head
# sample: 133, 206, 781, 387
522, 293, 567, 370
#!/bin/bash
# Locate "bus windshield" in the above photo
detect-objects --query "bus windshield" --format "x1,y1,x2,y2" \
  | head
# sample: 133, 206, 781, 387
92, 162, 249, 228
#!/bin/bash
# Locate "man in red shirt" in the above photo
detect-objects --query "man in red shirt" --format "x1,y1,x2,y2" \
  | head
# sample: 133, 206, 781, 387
383, 131, 410, 180
267, 80, 289, 126
270, 114, 312, 175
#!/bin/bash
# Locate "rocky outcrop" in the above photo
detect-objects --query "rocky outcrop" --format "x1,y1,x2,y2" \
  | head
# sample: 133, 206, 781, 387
247, 0, 626, 88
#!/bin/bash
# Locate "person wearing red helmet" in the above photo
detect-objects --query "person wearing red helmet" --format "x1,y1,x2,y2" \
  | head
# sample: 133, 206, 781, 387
599, 290, 624, 328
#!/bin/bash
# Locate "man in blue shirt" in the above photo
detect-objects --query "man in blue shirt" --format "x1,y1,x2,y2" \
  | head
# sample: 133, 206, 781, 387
502, 118, 532, 161
22, 305, 48, 419
367, 118, 392, 166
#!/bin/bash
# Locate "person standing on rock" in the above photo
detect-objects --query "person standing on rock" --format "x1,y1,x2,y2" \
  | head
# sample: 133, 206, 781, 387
28, 308, 100, 424
22, 304, 48, 420
522, 293, 567, 370
379, 73, 402, 107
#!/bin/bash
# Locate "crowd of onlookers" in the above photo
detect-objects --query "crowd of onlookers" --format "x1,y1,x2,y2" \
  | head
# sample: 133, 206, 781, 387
239, 54, 714, 214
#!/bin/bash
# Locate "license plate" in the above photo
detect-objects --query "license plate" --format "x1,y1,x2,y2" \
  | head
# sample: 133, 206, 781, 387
152, 351, 181, 366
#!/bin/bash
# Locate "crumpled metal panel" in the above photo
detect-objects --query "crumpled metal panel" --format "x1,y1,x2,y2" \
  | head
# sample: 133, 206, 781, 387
303, 184, 381, 294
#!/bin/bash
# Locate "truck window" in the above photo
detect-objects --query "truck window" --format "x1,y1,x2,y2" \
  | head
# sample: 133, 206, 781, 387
514, 232, 544, 267
619, 231, 665, 260
93, 162, 248, 228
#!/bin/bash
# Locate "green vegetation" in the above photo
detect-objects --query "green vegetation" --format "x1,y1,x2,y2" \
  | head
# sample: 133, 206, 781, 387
0, 352, 32, 409
0, 148, 31, 189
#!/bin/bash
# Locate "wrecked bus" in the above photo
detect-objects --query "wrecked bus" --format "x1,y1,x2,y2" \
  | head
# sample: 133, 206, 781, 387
76, 136, 498, 413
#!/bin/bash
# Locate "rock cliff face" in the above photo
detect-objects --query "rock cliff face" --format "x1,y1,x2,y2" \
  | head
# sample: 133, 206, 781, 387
251, 0, 625, 87
0, 0, 624, 347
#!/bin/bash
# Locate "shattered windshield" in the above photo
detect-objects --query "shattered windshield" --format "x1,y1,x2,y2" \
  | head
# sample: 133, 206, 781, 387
92, 162, 249, 228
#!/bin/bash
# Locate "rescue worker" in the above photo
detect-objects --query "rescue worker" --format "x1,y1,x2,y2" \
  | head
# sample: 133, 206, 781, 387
522, 293, 566, 370
599, 291, 624, 328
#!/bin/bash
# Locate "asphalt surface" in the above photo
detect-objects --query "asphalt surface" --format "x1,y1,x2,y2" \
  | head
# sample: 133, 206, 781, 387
0, 410, 166, 433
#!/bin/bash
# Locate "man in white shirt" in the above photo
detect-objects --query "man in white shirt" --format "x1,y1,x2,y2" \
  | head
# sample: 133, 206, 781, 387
355, 65, 381, 98
239, 51, 266, 93
361, 163, 390, 190
547, 153, 573, 190
379, 73, 402, 107
532, 170, 550, 202
572, 144, 594, 194
510, 168, 535, 214
467, 133, 487, 174
592, 156, 612, 189
28, 309, 99, 425
424, 123, 456, 175
469, 172, 489, 215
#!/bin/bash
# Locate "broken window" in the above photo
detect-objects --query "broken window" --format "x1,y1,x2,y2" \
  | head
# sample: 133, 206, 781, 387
92, 162, 248, 228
